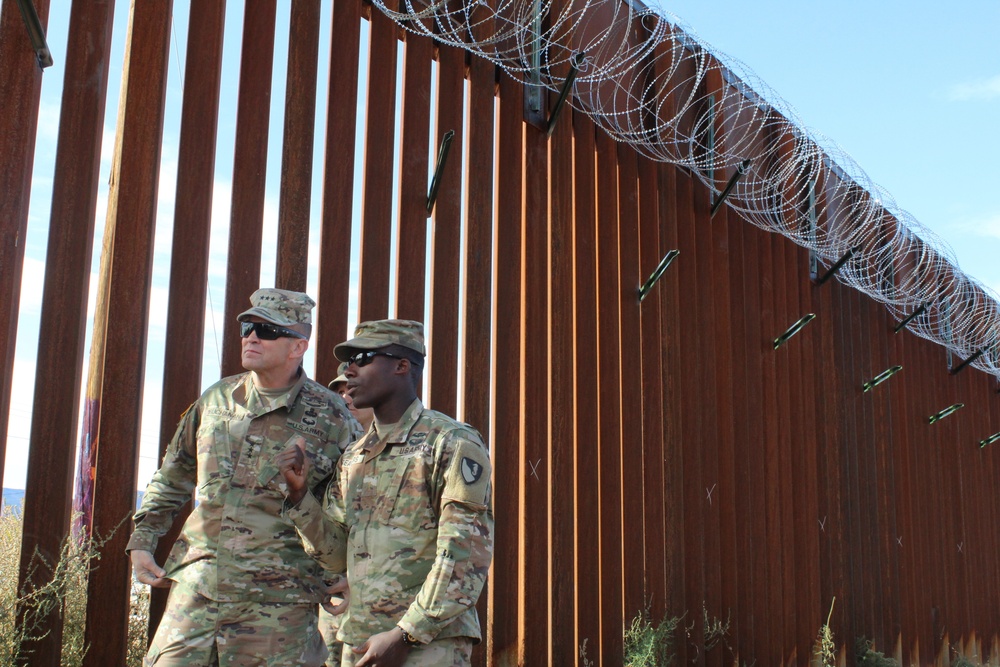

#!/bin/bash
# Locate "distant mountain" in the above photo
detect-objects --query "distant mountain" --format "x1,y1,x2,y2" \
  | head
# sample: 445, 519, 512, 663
2, 488, 25, 513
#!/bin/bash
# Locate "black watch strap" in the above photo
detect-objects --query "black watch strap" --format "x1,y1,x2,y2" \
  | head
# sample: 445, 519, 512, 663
399, 628, 421, 647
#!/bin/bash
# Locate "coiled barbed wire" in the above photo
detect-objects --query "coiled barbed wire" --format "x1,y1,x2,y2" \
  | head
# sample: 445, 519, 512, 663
374, 0, 1000, 379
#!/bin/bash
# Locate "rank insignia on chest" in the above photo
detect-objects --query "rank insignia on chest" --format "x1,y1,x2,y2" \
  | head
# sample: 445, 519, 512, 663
461, 457, 484, 484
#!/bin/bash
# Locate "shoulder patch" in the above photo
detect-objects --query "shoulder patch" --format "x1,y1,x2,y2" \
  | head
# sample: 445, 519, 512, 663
442, 439, 492, 506
461, 457, 485, 485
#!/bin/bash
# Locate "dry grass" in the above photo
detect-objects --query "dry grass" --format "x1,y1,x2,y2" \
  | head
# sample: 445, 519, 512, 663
812, 598, 837, 667
0, 509, 148, 667
623, 609, 681, 667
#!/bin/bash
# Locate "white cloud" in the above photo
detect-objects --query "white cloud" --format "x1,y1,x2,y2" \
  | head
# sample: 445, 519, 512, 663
948, 75, 1000, 102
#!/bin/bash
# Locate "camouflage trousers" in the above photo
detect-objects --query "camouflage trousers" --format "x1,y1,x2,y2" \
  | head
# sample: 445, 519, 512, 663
317, 606, 342, 667
339, 637, 472, 667
145, 586, 327, 667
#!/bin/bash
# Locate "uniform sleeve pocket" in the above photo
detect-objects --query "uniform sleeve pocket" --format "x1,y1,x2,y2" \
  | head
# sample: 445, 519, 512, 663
422, 553, 457, 617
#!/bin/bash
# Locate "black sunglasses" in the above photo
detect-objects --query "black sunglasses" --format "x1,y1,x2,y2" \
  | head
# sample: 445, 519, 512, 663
240, 321, 307, 341
345, 350, 406, 367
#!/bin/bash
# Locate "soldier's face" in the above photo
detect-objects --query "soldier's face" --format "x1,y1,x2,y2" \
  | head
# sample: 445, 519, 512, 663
344, 353, 399, 410
241, 317, 302, 374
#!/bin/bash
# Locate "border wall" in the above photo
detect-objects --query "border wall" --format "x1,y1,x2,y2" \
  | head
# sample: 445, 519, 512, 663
2, 1, 999, 665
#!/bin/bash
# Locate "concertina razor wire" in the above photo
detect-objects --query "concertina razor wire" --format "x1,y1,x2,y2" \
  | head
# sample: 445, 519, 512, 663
372, 0, 1000, 380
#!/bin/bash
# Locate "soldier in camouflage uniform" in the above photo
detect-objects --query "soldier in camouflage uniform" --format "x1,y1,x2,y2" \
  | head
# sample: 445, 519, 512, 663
328, 361, 374, 432
317, 363, 374, 667
128, 288, 361, 667
279, 319, 493, 667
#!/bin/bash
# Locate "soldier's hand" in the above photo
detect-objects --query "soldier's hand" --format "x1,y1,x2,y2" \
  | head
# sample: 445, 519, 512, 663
130, 549, 170, 589
352, 627, 411, 667
321, 574, 351, 615
276, 439, 310, 505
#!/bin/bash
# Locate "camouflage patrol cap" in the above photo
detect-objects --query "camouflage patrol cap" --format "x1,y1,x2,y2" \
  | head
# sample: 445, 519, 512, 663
237, 288, 316, 326
334, 319, 426, 361
327, 362, 349, 390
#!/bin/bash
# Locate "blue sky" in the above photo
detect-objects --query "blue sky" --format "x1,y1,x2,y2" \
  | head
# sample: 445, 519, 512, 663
4, 0, 998, 490
662, 0, 1000, 295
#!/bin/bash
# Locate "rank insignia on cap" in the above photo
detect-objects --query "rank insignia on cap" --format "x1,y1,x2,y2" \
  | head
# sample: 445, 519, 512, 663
461, 457, 484, 485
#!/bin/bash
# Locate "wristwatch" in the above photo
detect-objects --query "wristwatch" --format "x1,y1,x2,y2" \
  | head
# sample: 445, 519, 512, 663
399, 627, 421, 647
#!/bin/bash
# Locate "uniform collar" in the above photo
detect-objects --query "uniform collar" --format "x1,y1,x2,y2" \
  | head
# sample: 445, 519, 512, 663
235, 368, 307, 414
360, 398, 425, 458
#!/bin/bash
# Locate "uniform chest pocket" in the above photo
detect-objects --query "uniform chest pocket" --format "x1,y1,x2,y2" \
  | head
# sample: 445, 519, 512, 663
381, 453, 437, 532
254, 437, 336, 492
195, 416, 231, 488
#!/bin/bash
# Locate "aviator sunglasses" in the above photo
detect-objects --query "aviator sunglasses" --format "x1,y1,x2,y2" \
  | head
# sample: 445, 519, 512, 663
240, 321, 308, 341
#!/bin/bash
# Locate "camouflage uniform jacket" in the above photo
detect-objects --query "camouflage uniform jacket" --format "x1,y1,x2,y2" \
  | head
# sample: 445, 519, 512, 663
289, 399, 493, 645
127, 370, 360, 604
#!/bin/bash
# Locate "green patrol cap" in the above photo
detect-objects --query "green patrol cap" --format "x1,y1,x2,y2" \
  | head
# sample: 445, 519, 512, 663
327, 362, 349, 390
334, 319, 425, 361
237, 288, 316, 326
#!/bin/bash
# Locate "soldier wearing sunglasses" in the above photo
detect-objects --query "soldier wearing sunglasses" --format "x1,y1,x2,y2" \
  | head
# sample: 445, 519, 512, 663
278, 319, 493, 667
127, 288, 361, 667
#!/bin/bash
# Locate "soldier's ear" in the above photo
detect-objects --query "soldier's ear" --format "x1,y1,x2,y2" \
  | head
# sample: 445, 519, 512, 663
290, 337, 309, 360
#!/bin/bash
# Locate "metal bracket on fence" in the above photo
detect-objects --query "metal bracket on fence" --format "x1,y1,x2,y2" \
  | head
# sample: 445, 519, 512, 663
637, 249, 680, 301
426, 130, 455, 215
710, 159, 752, 217
773, 313, 816, 350
928, 403, 964, 425
16, 0, 53, 69
950, 349, 985, 375
894, 303, 928, 334
814, 247, 856, 286
862, 365, 902, 393
546, 52, 585, 138
980, 431, 1000, 448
